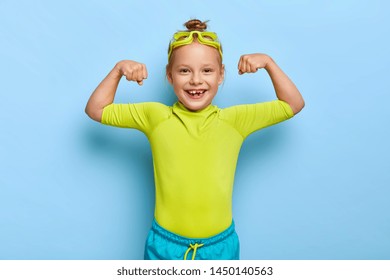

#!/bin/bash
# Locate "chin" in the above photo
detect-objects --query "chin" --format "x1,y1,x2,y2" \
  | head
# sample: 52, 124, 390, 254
178, 94, 214, 112
184, 103, 205, 111
183, 98, 213, 111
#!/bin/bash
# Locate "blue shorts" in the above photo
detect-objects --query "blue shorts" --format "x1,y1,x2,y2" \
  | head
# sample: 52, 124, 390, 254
144, 219, 240, 260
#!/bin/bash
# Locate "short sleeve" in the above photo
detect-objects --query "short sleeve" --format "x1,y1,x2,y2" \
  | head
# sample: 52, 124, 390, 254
101, 102, 171, 134
220, 100, 294, 138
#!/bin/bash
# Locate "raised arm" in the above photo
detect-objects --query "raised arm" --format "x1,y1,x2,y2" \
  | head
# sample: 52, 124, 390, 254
85, 60, 148, 122
238, 53, 305, 115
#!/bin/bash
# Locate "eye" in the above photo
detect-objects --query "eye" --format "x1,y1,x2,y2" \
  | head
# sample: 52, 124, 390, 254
179, 68, 190, 73
203, 68, 214, 73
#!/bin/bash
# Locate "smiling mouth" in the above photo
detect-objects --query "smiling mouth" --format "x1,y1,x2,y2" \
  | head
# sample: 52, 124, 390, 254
186, 90, 206, 98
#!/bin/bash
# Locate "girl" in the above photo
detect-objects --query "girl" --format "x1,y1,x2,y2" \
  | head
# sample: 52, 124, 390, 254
85, 19, 304, 260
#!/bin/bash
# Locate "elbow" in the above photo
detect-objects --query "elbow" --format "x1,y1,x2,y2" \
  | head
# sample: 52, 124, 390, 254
291, 98, 305, 115
85, 105, 102, 122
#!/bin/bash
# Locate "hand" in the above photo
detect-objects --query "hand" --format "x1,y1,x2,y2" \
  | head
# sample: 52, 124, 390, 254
238, 53, 271, 75
115, 60, 148, 85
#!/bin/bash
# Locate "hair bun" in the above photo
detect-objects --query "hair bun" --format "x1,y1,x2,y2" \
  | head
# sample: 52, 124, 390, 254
184, 19, 208, 31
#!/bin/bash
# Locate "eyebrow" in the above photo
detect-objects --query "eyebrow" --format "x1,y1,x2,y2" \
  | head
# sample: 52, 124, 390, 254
175, 63, 217, 68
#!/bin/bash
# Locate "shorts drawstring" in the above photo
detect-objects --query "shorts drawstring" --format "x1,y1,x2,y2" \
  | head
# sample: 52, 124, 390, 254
144, 219, 239, 260
184, 243, 204, 260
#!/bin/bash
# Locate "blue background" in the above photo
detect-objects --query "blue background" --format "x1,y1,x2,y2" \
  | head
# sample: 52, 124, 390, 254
1, 0, 389, 260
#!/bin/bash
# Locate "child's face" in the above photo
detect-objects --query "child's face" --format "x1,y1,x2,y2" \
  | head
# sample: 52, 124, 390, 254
167, 41, 224, 111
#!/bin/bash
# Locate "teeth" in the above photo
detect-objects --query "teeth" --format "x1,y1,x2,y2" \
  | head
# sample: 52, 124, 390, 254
188, 90, 205, 96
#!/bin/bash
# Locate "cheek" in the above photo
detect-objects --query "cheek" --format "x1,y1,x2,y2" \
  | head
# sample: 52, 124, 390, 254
210, 76, 222, 87
172, 75, 188, 87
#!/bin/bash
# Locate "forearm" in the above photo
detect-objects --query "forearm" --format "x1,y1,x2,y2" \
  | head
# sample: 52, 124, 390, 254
265, 57, 305, 114
85, 60, 148, 122
85, 64, 122, 122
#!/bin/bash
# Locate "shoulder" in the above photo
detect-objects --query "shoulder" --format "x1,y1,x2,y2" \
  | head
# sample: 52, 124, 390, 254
220, 100, 294, 118
218, 100, 294, 138
103, 102, 171, 116
101, 102, 172, 129
139, 101, 172, 114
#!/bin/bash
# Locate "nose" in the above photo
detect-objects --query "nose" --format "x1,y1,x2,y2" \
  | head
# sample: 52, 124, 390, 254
190, 72, 203, 85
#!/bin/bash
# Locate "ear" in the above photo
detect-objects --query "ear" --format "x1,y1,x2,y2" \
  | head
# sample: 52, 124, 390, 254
218, 64, 225, 85
166, 65, 173, 85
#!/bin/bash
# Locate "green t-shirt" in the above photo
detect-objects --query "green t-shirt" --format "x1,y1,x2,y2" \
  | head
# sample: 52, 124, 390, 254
102, 100, 293, 238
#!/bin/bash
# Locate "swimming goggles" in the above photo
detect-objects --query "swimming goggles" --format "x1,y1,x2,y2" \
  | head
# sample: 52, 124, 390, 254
168, 30, 223, 61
